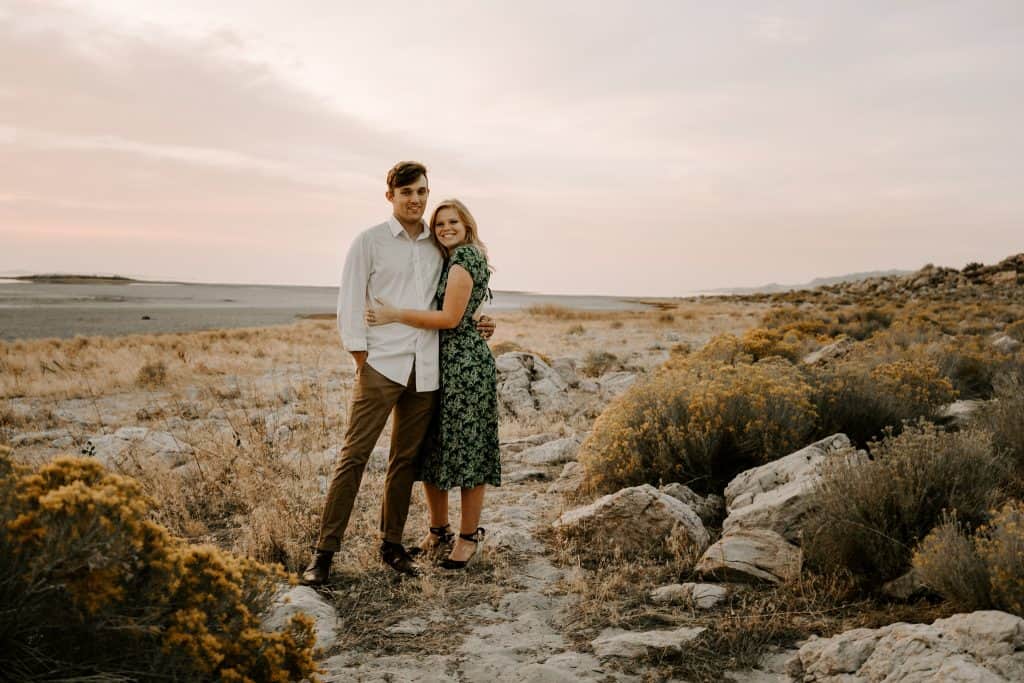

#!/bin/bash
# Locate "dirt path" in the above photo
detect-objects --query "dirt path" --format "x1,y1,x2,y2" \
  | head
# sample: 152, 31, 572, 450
319, 444, 642, 682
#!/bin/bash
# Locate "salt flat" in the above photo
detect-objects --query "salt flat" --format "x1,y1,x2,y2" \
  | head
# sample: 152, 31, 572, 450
0, 280, 668, 340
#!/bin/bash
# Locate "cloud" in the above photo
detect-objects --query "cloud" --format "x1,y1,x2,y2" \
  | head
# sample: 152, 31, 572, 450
2, 0, 1022, 293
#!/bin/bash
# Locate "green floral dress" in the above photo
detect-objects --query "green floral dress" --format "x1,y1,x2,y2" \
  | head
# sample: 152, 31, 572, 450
420, 245, 501, 490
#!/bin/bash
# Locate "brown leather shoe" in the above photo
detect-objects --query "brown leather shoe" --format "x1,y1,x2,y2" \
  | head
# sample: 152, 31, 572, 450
380, 541, 420, 577
300, 550, 334, 586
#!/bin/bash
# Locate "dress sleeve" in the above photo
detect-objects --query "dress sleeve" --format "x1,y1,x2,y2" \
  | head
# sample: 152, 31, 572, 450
450, 245, 486, 284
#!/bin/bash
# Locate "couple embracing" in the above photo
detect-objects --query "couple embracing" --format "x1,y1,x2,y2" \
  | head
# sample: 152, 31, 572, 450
302, 161, 500, 584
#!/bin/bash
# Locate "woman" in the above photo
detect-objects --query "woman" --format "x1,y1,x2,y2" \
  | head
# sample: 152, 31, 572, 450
365, 198, 500, 569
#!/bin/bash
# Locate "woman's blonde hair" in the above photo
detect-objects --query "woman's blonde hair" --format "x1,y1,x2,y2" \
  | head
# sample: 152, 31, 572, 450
429, 198, 491, 267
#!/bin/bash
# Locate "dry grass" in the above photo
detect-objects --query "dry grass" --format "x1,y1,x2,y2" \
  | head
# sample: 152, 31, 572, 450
0, 321, 347, 400
544, 527, 954, 682
19, 290, 1024, 675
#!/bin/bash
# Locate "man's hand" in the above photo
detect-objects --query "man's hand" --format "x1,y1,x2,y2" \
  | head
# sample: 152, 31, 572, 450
350, 351, 367, 371
475, 315, 495, 341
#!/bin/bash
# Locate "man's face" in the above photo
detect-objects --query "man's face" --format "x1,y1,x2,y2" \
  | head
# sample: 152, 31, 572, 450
386, 174, 429, 225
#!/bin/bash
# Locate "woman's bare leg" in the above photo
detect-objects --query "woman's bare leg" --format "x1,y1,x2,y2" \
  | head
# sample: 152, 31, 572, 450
449, 484, 486, 562
420, 482, 450, 550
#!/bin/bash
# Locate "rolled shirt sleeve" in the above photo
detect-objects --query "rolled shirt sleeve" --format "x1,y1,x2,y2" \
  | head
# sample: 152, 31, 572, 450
338, 231, 370, 352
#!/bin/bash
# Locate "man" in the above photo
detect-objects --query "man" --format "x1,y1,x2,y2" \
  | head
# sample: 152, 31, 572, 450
302, 161, 492, 583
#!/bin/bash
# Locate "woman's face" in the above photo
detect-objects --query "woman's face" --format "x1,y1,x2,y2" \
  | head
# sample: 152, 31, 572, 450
433, 207, 468, 249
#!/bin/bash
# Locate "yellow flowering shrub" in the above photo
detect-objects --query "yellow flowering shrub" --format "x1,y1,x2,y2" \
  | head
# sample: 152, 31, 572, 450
0, 452, 318, 682
739, 327, 805, 362
579, 355, 817, 495
809, 356, 957, 445
804, 423, 1009, 582
914, 501, 1024, 616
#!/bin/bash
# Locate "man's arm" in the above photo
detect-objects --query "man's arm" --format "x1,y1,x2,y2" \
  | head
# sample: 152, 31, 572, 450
338, 232, 371, 369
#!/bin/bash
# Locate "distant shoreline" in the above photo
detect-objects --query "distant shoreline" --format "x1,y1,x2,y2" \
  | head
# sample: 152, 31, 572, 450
15, 274, 139, 285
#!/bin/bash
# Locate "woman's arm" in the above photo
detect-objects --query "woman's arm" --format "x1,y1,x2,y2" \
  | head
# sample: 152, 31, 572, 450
366, 265, 473, 330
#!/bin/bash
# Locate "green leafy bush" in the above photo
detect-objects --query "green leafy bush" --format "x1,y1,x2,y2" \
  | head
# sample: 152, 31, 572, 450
0, 449, 318, 682
803, 423, 1009, 583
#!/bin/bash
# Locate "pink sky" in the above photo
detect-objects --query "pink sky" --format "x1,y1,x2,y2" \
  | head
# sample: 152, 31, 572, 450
1, 1, 1022, 295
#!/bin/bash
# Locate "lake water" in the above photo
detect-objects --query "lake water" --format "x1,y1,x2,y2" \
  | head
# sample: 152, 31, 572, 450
0, 280, 682, 340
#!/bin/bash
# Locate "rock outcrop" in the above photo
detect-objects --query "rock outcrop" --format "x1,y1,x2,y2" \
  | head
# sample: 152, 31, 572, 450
650, 582, 728, 609
788, 610, 1024, 682
801, 337, 854, 366
694, 434, 858, 583
496, 353, 571, 419
660, 482, 725, 526
597, 371, 637, 399
82, 426, 193, 469
788, 254, 1023, 302
518, 436, 581, 466
722, 434, 861, 543
591, 626, 706, 659
553, 484, 710, 556
696, 528, 802, 584
263, 585, 340, 653
547, 461, 586, 495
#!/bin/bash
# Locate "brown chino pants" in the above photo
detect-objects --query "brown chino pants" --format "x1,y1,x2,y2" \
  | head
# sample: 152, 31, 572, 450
315, 363, 438, 551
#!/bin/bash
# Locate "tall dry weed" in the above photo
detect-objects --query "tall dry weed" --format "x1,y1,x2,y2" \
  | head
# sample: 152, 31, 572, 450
804, 423, 1009, 583
914, 501, 1024, 616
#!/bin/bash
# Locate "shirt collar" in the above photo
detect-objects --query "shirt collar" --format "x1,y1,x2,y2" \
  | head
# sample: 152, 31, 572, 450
388, 215, 431, 241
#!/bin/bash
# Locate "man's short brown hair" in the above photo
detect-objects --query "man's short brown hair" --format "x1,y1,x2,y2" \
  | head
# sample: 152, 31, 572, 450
386, 161, 428, 192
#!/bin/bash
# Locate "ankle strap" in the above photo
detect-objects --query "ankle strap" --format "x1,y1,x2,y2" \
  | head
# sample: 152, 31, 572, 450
459, 527, 485, 543
429, 524, 452, 536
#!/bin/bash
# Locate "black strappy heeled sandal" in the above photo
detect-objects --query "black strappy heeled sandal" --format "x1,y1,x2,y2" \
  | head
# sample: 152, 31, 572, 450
408, 524, 455, 558
440, 527, 485, 570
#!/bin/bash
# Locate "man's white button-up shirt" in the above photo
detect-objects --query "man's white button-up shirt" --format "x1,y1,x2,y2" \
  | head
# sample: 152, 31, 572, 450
337, 216, 443, 391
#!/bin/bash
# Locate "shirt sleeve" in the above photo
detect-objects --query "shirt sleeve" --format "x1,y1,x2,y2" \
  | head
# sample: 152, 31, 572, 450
338, 231, 370, 351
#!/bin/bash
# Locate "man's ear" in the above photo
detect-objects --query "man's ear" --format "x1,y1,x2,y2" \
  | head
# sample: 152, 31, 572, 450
385, 189, 394, 201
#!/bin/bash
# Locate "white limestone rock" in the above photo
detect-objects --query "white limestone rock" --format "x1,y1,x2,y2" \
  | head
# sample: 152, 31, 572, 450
501, 433, 560, 454
263, 585, 339, 653
788, 610, 1024, 682
548, 461, 586, 495
597, 371, 637, 399
591, 626, 706, 659
549, 357, 579, 388
660, 482, 726, 526
505, 468, 549, 484
83, 426, 193, 469
936, 400, 985, 429
553, 484, 709, 556
696, 528, 802, 584
992, 334, 1022, 354
723, 434, 861, 543
650, 582, 728, 609
496, 352, 571, 418
801, 337, 854, 366
519, 436, 581, 466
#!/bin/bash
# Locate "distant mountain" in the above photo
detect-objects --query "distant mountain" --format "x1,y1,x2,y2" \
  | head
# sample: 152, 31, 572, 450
704, 269, 912, 295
